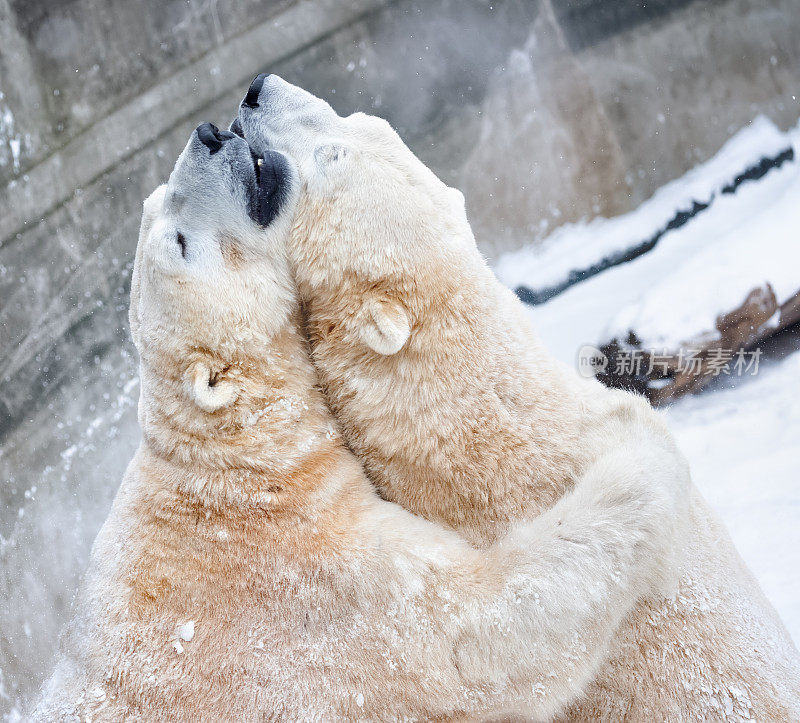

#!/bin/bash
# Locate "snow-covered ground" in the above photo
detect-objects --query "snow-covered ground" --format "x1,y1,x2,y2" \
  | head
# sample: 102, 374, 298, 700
496, 116, 800, 644
498, 116, 800, 355
665, 340, 800, 646
496, 116, 794, 299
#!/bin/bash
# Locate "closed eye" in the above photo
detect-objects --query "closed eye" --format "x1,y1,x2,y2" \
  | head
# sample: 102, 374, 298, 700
176, 232, 187, 259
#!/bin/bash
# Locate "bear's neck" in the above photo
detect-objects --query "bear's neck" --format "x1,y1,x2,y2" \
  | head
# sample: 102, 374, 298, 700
135, 325, 345, 511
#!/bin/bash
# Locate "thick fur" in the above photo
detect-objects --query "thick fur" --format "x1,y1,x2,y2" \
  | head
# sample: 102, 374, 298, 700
33, 130, 687, 721
238, 76, 800, 720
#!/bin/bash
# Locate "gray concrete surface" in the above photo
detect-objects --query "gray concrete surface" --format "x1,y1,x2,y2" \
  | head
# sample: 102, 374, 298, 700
1, 0, 799, 717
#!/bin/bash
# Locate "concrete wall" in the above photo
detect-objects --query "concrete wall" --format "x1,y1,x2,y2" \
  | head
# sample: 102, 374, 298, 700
1, 0, 798, 716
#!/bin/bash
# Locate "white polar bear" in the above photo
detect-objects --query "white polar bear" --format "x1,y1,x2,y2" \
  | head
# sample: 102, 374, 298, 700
237, 74, 800, 721
32, 124, 686, 721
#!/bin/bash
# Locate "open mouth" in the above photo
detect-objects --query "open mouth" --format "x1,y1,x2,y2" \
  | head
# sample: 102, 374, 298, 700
249, 147, 284, 228
231, 118, 286, 228
251, 147, 264, 185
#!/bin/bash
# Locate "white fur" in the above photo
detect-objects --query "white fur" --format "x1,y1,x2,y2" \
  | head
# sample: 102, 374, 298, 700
33, 128, 688, 721
238, 76, 800, 720
359, 297, 411, 355
186, 360, 239, 412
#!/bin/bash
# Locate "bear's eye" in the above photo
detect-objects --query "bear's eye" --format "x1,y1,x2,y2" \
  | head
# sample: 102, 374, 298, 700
176, 232, 187, 259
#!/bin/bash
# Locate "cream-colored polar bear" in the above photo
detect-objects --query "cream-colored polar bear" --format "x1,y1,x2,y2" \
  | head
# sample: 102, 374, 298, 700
238, 74, 800, 720
33, 126, 688, 721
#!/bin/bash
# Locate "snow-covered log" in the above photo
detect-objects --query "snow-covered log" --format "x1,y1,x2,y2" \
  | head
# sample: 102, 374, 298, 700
502, 117, 794, 306
598, 285, 800, 403
497, 116, 800, 404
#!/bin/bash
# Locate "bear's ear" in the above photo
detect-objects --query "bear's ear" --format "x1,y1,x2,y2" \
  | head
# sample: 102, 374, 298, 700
357, 298, 411, 356
447, 187, 466, 213
185, 361, 240, 413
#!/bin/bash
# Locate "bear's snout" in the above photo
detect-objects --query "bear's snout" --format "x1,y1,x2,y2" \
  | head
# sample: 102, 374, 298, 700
243, 72, 271, 109
196, 123, 235, 155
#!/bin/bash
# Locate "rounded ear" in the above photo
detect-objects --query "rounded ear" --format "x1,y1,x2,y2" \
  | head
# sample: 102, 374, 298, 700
358, 298, 411, 356
447, 187, 465, 212
185, 361, 240, 413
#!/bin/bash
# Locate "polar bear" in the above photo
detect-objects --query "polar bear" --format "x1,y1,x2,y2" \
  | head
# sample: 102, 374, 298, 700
237, 74, 800, 720
32, 125, 688, 721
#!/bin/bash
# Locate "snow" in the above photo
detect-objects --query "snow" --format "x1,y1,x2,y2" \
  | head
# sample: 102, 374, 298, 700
0, 100, 24, 172
178, 621, 195, 642
495, 116, 800, 645
495, 116, 793, 296
607, 167, 800, 349
498, 119, 800, 361
173, 620, 195, 654
664, 346, 800, 646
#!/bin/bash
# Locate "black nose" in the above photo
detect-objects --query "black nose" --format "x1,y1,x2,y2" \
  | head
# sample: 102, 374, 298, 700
196, 123, 235, 155
243, 72, 269, 109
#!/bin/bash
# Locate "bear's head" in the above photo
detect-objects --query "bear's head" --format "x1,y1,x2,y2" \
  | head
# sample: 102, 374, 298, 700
130, 123, 299, 416
237, 74, 476, 357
